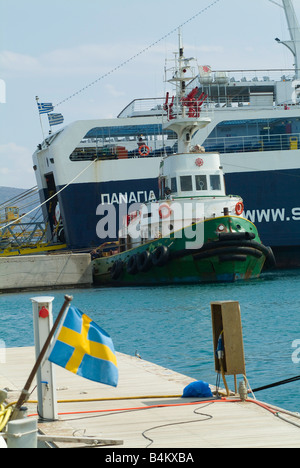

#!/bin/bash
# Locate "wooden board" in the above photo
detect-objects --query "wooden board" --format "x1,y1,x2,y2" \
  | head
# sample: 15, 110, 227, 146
211, 301, 246, 375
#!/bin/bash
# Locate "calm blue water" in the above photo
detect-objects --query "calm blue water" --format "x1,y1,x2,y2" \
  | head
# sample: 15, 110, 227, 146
1, 269, 300, 413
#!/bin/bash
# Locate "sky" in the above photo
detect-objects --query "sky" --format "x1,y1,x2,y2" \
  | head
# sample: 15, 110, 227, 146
1, 0, 300, 189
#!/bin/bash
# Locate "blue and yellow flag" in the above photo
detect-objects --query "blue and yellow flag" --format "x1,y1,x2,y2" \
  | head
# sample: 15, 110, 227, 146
48, 307, 118, 387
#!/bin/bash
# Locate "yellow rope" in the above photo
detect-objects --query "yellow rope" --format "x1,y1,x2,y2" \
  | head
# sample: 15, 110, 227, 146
6, 394, 182, 407
0, 405, 12, 432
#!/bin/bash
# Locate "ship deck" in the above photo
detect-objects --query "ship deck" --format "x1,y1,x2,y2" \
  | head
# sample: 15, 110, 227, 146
1, 346, 300, 449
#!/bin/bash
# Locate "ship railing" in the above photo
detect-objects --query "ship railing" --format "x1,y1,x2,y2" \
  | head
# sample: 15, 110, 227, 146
203, 131, 300, 155
184, 68, 300, 109
201, 97, 300, 109
200, 68, 299, 85
118, 69, 300, 117
118, 97, 167, 118
118, 97, 213, 120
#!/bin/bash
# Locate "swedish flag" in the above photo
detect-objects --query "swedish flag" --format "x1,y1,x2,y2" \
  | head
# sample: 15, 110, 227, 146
48, 307, 118, 387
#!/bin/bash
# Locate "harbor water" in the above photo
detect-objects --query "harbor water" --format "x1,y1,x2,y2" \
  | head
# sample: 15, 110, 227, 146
1, 269, 300, 413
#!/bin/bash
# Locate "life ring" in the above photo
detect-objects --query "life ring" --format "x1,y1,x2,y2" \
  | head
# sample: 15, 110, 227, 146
55, 203, 61, 223
235, 202, 244, 216
159, 203, 172, 219
138, 145, 150, 156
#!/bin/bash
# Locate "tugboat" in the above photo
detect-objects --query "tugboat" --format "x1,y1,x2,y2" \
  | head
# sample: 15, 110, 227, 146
92, 141, 274, 286
92, 53, 275, 286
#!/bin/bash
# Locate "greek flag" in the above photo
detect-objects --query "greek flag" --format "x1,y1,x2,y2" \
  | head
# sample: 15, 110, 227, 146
37, 102, 54, 114
48, 307, 119, 387
48, 113, 64, 126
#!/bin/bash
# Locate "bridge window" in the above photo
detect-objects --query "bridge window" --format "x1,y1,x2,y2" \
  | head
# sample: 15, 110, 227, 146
210, 175, 221, 190
180, 175, 193, 192
195, 175, 207, 191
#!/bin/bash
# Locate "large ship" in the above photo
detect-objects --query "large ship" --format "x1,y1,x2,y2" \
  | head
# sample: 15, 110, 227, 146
33, 0, 300, 268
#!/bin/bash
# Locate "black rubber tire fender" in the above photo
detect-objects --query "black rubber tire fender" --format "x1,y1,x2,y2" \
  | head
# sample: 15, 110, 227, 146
136, 250, 152, 272
151, 245, 170, 267
126, 255, 138, 275
110, 260, 123, 280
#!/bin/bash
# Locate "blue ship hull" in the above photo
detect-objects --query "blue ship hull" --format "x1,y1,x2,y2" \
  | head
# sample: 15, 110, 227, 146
226, 168, 300, 268
226, 168, 300, 246
54, 177, 158, 249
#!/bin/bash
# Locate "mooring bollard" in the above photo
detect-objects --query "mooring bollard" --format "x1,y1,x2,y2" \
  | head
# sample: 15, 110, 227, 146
6, 418, 37, 449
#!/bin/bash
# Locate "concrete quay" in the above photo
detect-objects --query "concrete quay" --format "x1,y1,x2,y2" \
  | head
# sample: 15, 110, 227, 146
0, 252, 93, 293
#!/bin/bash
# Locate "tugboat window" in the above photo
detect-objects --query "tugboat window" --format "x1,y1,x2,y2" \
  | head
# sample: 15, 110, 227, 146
195, 175, 207, 191
180, 175, 193, 192
210, 175, 221, 190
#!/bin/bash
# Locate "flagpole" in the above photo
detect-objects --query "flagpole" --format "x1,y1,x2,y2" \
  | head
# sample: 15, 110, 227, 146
35, 96, 46, 143
11, 295, 73, 420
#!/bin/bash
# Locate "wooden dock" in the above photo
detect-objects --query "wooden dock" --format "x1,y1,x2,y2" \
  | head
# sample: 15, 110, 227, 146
1, 346, 300, 449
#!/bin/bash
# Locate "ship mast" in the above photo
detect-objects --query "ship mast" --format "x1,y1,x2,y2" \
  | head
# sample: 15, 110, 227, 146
163, 30, 211, 153
275, 0, 300, 78
169, 29, 196, 117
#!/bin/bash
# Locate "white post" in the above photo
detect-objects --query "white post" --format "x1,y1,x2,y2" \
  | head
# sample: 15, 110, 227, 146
35, 96, 46, 143
31, 297, 58, 421
6, 419, 37, 448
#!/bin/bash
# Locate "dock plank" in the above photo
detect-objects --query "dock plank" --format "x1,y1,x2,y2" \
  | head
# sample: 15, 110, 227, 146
1, 346, 300, 448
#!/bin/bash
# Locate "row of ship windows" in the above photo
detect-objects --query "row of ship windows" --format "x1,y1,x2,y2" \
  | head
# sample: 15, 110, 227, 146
167, 174, 222, 194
